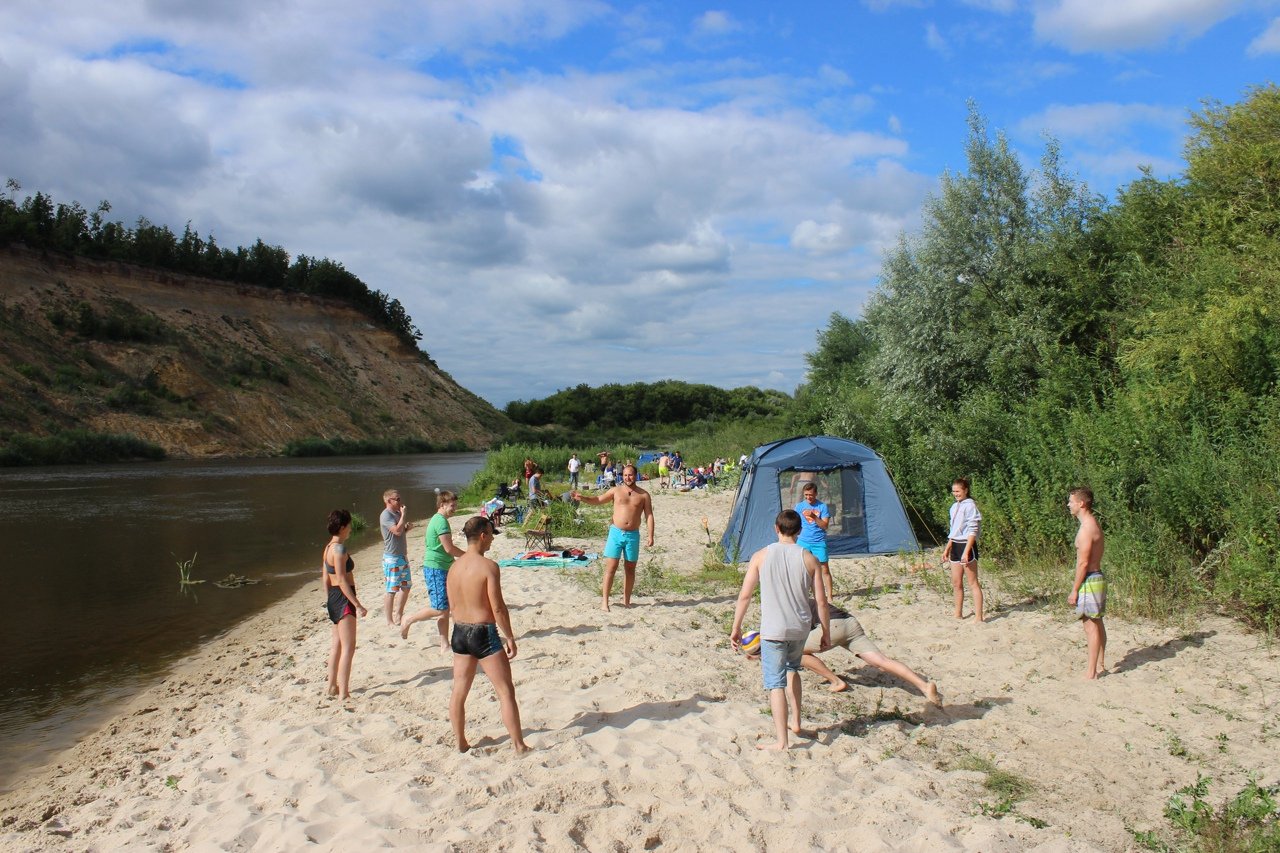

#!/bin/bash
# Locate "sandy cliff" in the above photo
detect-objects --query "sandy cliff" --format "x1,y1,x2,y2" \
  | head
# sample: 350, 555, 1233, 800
0, 247, 508, 456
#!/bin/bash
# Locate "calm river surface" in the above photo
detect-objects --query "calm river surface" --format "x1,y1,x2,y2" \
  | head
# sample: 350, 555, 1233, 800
0, 452, 484, 790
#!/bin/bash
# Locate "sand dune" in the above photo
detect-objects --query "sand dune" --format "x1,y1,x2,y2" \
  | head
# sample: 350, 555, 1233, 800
2, 488, 1277, 851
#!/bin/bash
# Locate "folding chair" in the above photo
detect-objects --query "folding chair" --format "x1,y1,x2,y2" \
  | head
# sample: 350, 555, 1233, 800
524, 513, 553, 552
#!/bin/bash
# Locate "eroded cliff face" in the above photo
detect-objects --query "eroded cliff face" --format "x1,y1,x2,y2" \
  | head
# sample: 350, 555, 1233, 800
0, 248, 508, 457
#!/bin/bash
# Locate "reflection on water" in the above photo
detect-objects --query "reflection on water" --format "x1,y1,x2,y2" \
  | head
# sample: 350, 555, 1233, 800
0, 452, 484, 790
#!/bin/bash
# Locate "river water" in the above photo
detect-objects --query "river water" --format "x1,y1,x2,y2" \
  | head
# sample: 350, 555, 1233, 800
0, 452, 485, 790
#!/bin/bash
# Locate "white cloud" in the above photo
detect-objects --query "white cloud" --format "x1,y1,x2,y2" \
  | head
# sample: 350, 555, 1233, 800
925, 21, 950, 55
1033, 0, 1246, 52
692, 10, 740, 37
963, 0, 1019, 11
1016, 101, 1184, 142
1248, 17, 1280, 55
862, 0, 928, 10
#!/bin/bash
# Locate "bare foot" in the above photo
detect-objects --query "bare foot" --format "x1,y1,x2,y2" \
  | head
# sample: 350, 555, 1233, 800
789, 727, 817, 739
439, 644, 451, 659
924, 682, 942, 707
400, 620, 413, 640
1083, 671, 1098, 680
326, 684, 339, 697
457, 739, 470, 753
827, 680, 849, 693
756, 741, 788, 751
601, 601, 611, 612
512, 742, 533, 755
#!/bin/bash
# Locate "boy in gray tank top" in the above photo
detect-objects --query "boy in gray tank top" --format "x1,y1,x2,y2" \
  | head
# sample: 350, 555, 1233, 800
731, 508, 830, 751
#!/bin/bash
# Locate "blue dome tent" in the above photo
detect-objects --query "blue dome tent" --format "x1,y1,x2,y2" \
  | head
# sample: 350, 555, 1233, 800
721, 435, 918, 562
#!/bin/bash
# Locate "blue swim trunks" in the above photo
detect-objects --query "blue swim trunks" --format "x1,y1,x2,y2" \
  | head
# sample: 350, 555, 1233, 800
603, 525, 641, 563
798, 540, 828, 563
422, 566, 449, 611
383, 555, 411, 593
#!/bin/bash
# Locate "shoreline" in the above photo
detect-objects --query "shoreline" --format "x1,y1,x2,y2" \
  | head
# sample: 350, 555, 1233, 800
2, 488, 1278, 850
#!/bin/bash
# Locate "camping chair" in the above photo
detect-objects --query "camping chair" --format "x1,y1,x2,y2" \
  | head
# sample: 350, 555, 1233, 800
524, 513, 553, 552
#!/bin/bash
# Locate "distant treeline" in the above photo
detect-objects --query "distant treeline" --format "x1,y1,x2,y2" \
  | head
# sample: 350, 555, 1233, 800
284, 437, 469, 457
504, 380, 791, 430
793, 85, 1280, 627
0, 181, 424, 351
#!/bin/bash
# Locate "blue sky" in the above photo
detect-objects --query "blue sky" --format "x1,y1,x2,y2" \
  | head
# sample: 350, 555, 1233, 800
2, 1, 1277, 406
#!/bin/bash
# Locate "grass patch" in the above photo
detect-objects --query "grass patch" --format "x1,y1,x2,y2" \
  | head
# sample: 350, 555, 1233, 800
1136, 776, 1280, 853
953, 751, 1038, 823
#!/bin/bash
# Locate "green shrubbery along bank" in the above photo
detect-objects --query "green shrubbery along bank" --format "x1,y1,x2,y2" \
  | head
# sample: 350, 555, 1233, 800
790, 85, 1280, 629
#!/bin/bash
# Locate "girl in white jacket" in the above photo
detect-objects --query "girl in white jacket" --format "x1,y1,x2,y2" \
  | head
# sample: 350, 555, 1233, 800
946, 478, 983, 622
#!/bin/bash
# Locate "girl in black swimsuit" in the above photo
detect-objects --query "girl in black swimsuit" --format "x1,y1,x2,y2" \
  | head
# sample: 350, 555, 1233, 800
323, 509, 366, 699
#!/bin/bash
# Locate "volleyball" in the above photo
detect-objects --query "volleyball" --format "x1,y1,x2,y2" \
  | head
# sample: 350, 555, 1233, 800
739, 630, 761, 655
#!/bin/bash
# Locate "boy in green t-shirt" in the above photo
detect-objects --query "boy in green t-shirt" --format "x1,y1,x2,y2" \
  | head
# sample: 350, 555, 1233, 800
401, 491, 465, 656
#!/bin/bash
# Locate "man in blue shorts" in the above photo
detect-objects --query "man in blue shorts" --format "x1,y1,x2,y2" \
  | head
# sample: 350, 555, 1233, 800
796, 482, 833, 599
401, 491, 464, 656
572, 464, 655, 611
380, 489, 414, 626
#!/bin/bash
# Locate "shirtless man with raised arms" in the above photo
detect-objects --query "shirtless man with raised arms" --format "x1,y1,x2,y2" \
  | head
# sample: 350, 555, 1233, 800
446, 516, 530, 754
572, 464, 655, 611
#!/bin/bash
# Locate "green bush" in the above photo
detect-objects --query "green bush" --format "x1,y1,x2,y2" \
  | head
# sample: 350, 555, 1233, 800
0, 430, 166, 466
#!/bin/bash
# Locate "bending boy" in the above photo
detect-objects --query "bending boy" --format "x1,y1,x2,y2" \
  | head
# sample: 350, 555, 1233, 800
798, 605, 941, 705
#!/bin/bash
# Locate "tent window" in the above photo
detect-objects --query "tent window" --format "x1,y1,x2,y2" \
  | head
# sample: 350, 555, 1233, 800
778, 466, 864, 539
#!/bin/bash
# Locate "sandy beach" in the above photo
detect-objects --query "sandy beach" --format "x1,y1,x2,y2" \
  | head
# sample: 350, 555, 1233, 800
2, 487, 1278, 851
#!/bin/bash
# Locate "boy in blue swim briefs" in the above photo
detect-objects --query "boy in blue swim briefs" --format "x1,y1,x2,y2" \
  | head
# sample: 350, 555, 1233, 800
795, 482, 833, 599
571, 464, 655, 612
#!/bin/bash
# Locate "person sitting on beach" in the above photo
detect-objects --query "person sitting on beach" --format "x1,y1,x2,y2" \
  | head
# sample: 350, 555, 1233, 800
731, 509, 831, 751
323, 509, 367, 700
380, 489, 414, 627
572, 464, 655, 611
401, 491, 465, 654
1068, 487, 1107, 679
446, 516, 530, 755
744, 605, 941, 705
677, 469, 708, 491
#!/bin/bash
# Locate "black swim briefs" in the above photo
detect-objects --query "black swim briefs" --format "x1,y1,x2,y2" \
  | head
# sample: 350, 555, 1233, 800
450, 622, 504, 659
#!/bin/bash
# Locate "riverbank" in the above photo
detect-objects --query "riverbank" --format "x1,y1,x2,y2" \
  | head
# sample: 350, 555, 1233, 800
2, 488, 1277, 850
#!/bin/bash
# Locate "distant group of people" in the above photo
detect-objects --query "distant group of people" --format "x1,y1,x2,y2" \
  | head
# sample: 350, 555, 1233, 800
319, 458, 1107, 755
